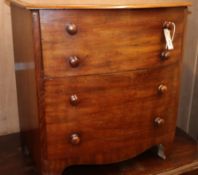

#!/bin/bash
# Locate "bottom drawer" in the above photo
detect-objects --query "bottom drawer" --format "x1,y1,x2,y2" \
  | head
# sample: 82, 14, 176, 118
44, 63, 180, 164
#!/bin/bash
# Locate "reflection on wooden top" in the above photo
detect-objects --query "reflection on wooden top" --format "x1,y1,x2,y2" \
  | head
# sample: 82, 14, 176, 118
9, 0, 191, 10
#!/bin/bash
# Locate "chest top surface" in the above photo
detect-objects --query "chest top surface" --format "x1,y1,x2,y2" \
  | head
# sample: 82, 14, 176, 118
10, 0, 191, 9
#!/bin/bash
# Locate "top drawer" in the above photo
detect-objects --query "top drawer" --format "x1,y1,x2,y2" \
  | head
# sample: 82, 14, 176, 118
40, 8, 185, 78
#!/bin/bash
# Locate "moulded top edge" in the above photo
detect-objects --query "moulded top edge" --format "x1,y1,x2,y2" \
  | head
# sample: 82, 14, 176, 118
9, 0, 191, 10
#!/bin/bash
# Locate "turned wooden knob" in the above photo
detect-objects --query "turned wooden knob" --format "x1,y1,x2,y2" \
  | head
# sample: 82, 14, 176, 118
154, 117, 165, 126
68, 56, 80, 68
158, 84, 168, 94
66, 23, 78, 35
163, 21, 172, 29
69, 94, 79, 106
161, 50, 170, 60
70, 133, 80, 145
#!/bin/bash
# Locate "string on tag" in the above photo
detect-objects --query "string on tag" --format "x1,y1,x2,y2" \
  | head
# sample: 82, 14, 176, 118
163, 22, 176, 50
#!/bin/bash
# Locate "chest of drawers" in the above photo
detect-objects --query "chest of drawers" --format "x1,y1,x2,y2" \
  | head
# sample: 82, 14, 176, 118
10, 0, 191, 174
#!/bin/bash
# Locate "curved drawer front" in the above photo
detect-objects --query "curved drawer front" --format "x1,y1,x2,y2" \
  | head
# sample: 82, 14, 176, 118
40, 8, 185, 78
44, 63, 180, 162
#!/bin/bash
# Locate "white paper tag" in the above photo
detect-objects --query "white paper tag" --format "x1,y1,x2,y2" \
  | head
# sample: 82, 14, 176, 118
164, 28, 174, 50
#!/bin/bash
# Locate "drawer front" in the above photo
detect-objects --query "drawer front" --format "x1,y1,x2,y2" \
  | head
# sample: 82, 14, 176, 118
44, 63, 180, 162
40, 8, 185, 78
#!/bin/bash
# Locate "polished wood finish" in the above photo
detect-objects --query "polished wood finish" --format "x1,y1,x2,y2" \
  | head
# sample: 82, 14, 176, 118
9, 0, 191, 10
44, 63, 180, 163
0, 129, 197, 175
10, 6, 43, 173
40, 8, 185, 78
11, 2, 189, 175
45, 64, 180, 162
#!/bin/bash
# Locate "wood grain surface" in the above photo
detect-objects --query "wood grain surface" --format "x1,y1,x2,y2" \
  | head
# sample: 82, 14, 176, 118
44, 63, 180, 164
40, 8, 185, 78
0, 129, 197, 175
11, 3, 188, 175
11, 6, 43, 174
9, 0, 191, 9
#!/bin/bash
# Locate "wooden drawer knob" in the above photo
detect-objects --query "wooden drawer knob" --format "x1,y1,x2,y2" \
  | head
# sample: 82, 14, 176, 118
158, 84, 167, 94
70, 94, 79, 106
68, 56, 80, 68
163, 21, 172, 29
154, 117, 165, 126
161, 50, 170, 60
66, 23, 78, 35
70, 133, 80, 145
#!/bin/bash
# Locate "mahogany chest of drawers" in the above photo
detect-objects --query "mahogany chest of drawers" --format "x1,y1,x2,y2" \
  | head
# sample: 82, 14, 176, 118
10, 0, 191, 174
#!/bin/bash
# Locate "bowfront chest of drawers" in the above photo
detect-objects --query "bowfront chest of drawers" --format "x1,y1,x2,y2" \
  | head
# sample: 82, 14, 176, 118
11, 0, 191, 174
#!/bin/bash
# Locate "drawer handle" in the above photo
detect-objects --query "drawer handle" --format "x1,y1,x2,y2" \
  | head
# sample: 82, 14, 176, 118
154, 117, 165, 127
158, 84, 167, 94
66, 23, 78, 35
161, 50, 170, 60
163, 21, 173, 30
70, 94, 79, 106
70, 133, 81, 145
68, 56, 80, 68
